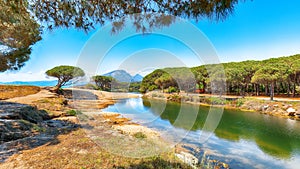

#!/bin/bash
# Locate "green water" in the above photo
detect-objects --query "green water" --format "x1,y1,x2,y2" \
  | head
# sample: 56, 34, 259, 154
103, 98, 300, 168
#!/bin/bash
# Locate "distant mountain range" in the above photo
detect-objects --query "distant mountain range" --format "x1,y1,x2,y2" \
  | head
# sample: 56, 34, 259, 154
103, 70, 143, 82
0, 80, 57, 87
131, 74, 143, 82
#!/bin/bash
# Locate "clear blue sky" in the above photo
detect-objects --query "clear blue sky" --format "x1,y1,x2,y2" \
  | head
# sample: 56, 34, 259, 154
1, 0, 300, 82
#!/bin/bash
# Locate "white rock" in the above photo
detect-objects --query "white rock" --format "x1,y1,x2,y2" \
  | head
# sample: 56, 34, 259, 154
286, 107, 296, 113
175, 151, 198, 167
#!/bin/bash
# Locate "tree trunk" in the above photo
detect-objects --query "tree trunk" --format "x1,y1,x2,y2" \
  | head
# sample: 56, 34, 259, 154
293, 74, 297, 97
276, 82, 280, 95
246, 83, 249, 95
203, 82, 206, 93
287, 83, 291, 97
270, 82, 275, 101
265, 84, 268, 96
255, 84, 259, 96
52, 80, 63, 93
292, 83, 296, 97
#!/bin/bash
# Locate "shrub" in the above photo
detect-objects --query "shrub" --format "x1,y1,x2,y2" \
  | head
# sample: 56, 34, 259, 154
210, 97, 225, 105
148, 85, 158, 91
168, 94, 181, 102
133, 132, 147, 139
235, 99, 245, 107
167, 86, 179, 93
66, 109, 80, 116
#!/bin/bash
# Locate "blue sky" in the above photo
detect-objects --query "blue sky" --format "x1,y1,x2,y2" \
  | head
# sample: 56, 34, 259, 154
1, 0, 300, 82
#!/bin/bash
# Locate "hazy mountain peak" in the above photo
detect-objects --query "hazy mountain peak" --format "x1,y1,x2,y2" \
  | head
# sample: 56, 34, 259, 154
103, 70, 143, 82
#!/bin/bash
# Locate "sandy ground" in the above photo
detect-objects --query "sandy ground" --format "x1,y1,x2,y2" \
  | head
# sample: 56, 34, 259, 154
68, 88, 141, 99
6, 89, 57, 104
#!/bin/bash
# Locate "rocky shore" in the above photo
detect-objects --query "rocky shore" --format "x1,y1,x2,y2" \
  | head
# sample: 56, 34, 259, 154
144, 91, 300, 120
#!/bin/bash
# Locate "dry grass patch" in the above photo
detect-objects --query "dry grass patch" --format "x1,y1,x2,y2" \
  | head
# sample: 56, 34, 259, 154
0, 85, 40, 100
0, 129, 191, 169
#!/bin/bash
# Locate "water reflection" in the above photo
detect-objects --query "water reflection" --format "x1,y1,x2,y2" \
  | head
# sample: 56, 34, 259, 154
142, 99, 300, 159
103, 98, 300, 168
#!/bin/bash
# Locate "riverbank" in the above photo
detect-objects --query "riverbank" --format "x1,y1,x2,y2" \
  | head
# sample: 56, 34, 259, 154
144, 91, 300, 120
0, 86, 193, 168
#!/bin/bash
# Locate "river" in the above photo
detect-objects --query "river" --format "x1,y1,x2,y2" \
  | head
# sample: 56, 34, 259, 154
102, 97, 300, 169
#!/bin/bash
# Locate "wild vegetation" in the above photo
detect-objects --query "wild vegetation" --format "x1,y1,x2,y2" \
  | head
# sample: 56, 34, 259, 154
91, 75, 141, 92
0, 1, 41, 73
141, 54, 300, 100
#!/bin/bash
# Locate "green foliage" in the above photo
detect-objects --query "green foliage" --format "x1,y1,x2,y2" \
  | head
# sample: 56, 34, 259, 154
29, 0, 239, 32
0, 1, 41, 72
129, 82, 141, 92
32, 125, 46, 132
66, 109, 78, 116
1, 0, 239, 73
140, 69, 164, 93
141, 54, 300, 99
46, 65, 85, 90
235, 99, 245, 107
168, 94, 181, 102
141, 68, 195, 93
92, 75, 115, 91
133, 132, 147, 139
148, 85, 158, 91
167, 86, 179, 93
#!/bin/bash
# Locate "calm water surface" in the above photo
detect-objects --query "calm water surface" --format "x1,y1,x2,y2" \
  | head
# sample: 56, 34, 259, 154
102, 98, 300, 169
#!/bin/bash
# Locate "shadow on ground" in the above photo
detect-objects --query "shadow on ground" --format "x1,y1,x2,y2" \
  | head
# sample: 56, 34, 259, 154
0, 101, 85, 162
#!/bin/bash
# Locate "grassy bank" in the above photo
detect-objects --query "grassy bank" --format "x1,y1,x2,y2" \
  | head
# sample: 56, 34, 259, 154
145, 91, 300, 120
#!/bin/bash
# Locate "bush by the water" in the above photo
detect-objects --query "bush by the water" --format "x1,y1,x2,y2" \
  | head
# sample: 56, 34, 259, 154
66, 109, 82, 116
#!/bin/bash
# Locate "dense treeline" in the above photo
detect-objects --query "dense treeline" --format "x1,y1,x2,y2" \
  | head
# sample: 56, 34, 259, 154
140, 54, 300, 100
91, 75, 141, 92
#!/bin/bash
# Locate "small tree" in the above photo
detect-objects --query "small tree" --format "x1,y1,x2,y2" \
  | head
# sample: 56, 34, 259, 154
46, 65, 85, 92
92, 75, 114, 91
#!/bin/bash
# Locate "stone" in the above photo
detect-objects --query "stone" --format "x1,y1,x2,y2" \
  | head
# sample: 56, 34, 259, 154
286, 107, 296, 116
262, 105, 269, 111
287, 107, 296, 113
175, 151, 198, 167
